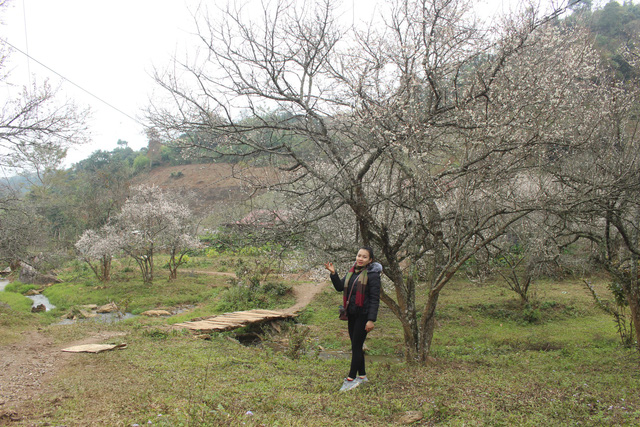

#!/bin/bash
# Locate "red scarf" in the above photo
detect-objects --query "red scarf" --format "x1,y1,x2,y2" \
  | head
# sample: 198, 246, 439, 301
343, 264, 368, 308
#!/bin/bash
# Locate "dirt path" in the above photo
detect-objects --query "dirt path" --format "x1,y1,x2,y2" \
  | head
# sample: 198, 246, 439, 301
0, 330, 126, 424
0, 276, 327, 423
284, 279, 328, 314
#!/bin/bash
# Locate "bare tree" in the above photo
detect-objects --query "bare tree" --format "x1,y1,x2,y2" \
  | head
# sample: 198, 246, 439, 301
0, 197, 44, 271
147, 0, 602, 362
1, 1, 87, 172
0, 2, 88, 268
489, 214, 562, 305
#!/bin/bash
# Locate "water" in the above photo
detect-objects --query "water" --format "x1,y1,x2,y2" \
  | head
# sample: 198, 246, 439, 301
56, 312, 136, 325
1, 278, 134, 322
27, 293, 56, 311
0, 278, 57, 311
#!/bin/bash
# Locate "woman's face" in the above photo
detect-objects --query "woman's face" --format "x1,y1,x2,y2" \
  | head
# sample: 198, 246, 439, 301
355, 248, 372, 267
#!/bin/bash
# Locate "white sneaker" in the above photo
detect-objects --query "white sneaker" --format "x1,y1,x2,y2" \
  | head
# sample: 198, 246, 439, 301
339, 377, 360, 392
356, 375, 369, 385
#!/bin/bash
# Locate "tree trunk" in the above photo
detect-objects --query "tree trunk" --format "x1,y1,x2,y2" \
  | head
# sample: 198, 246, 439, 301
100, 255, 111, 282
9, 259, 21, 271
628, 221, 640, 354
628, 291, 640, 354
418, 290, 440, 363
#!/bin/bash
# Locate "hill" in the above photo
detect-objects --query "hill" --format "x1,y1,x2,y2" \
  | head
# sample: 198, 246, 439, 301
133, 162, 278, 217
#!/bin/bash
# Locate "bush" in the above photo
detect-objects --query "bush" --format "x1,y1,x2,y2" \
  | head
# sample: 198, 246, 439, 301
216, 280, 292, 312
133, 154, 150, 173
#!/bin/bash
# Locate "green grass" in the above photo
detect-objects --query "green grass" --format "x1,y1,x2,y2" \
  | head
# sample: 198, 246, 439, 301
43, 267, 231, 317
5, 261, 640, 426
0, 291, 40, 344
0, 289, 33, 312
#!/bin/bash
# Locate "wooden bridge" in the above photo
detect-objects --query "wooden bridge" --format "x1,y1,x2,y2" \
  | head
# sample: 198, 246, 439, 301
173, 278, 327, 332
173, 309, 297, 332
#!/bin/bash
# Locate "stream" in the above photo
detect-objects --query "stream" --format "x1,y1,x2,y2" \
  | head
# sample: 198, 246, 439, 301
0, 278, 56, 311
0, 278, 135, 323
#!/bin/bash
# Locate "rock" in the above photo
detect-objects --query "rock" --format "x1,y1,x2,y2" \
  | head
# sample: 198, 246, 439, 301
399, 411, 423, 425
19, 264, 39, 284
18, 263, 62, 285
79, 309, 98, 319
97, 302, 119, 313
31, 304, 46, 313
140, 309, 172, 317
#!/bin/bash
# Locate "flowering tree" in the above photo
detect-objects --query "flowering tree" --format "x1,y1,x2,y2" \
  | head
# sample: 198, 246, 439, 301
113, 184, 199, 284
148, 0, 605, 362
540, 33, 640, 352
75, 226, 119, 282
165, 229, 203, 280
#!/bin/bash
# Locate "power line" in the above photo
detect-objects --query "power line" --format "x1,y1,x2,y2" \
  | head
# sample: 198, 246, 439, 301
1, 38, 145, 126
21, 0, 30, 79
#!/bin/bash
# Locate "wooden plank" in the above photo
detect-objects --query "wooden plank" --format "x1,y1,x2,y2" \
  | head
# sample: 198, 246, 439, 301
174, 308, 296, 332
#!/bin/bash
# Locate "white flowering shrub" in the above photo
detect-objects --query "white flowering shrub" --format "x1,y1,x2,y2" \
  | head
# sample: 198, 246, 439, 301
75, 226, 120, 282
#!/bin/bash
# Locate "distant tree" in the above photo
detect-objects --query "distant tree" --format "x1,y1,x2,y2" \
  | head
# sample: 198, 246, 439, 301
72, 148, 135, 229
112, 184, 199, 284
579, 0, 640, 79
149, 0, 601, 362
75, 226, 119, 282
133, 154, 150, 174
0, 198, 44, 271
166, 232, 202, 280
489, 215, 561, 305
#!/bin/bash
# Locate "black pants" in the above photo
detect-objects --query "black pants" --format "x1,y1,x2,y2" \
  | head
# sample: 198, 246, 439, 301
347, 313, 369, 378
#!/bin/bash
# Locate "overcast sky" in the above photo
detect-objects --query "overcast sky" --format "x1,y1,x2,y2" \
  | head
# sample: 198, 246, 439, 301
0, 0, 582, 166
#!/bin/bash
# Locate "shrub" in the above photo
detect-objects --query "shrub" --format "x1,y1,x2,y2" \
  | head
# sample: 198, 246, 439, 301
133, 154, 150, 173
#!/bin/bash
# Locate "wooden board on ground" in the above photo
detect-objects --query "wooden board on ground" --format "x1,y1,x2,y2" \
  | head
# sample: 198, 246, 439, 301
174, 309, 296, 332
62, 343, 127, 353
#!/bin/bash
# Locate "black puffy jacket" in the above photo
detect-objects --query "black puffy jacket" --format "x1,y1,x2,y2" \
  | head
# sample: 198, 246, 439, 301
330, 262, 382, 322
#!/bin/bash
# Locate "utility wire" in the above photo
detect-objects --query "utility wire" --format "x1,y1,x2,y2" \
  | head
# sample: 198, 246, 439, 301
1, 38, 145, 126
21, 0, 30, 80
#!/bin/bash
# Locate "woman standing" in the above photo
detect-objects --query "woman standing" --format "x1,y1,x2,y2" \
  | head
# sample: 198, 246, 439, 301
325, 247, 382, 392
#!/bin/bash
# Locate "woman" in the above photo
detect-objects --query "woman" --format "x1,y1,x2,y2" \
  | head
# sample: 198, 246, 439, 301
325, 246, 382, 392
